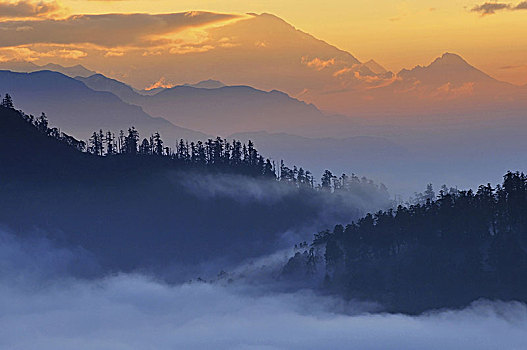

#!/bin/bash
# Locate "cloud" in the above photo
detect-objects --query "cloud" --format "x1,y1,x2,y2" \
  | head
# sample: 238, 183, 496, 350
0, 45, 87, 61
333, 67, 353, 77
301, 57, 336, 71
0, 12, 238, 48
168, 42, 215, 55
471, 1, 527, 15
103, 50, 124, 57
0, 46, 39, 61
1, 229, 527, 349
145, 76, 174, 90
177, 173, 297, 204
471, 2, 510, 15
1, 266, 527, 349
0, 0, 62, 19
431, 82, 475, 100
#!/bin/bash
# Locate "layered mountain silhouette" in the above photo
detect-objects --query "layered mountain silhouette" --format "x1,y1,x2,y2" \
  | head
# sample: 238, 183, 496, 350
184, 79, 226, 89
362, 59, 388, 75
76, 73, 143, 104
1, 13, 525, 117
60, 13, 370, 98
306, 52, 527, 115
78, 73, 332, 136
0, 61, 96, 78
2, 13, 525, 118
0, 70, 208, 142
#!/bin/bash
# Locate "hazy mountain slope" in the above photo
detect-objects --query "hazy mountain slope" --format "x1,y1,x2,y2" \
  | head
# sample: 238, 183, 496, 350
307, 52, 527, 115
69, 71, 527, 197
76, 72, 333, 136
0, 105, 390, 275
40, 63, 96, 78
3, 16, 523, 119
184, 79, 226, 89
68, 13, 372, 96
397, 53, 496, 86
0, 70, 208, 142
137, 85, 330, 136
0, 61, 96, 78
76, 73, 142, 104
230, 131, 408, 175
362, 59, 388, 75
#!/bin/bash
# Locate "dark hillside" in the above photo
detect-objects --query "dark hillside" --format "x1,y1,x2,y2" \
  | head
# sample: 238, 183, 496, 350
0, 105, 390, 278
298, 173, 527, 313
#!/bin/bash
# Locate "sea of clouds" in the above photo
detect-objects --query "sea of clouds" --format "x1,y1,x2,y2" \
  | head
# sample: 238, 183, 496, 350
2, 230, 527, 350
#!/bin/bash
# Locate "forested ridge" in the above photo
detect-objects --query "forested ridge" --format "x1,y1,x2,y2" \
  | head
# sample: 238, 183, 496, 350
0, 96, 390, 275
1, 93, 377, 190
303, 172, 527, 313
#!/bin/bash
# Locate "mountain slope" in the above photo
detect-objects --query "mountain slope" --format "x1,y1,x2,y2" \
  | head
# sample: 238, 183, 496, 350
305, 52, 527, 115
229, 130, 409, 177
76, 73, 142, 104
362, 59, 388, 75
40, 63, 96, 78
76, 72, 333, 137
0, 105, 94, 180
136, 85, 329, 136
65, 13, 371, 96
0, 70, 208, 142
0, 61, 96, 78
397, 53, 496, 85
184, 79, 226, 89
0, 105, 390, 275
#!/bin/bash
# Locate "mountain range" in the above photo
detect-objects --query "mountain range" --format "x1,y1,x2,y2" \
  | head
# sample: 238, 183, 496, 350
0, 61, 96, 78
307, 52, 527, 115
2, 12, 526, 118
7, 13, 522, 117
76, 73, 330, 137
0, 70, 207, 142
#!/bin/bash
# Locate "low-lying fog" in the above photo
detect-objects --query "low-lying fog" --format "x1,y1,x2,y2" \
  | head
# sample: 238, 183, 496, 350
2, 231, 526, 350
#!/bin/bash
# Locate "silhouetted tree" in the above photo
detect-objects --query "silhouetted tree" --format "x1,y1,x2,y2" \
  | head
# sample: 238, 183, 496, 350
321, 170, 335, 191
1, 94, 14, 109
124, 127, 139, 154
105, 131, 117, 155
35, 113, 48, 134
153, 132, 163, 155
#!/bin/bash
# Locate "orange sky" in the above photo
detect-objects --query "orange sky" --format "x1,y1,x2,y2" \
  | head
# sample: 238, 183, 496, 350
0, 0, 526, 85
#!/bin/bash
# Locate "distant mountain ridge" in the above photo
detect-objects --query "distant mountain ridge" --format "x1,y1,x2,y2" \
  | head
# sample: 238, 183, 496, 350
362, 59, 388, 75
184, 79, 226, 89
77, 72, 332, 137
397, 53, 497, 86
0, 61, 96, 78
0, 13, 525, 117
0, 70, 208, 143
303, 52, 527, 115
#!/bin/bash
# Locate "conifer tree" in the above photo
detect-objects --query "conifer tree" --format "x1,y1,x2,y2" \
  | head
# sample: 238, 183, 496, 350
1, 93, 14, 109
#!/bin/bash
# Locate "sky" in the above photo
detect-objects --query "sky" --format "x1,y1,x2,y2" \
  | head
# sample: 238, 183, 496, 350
11, 0, 524, 86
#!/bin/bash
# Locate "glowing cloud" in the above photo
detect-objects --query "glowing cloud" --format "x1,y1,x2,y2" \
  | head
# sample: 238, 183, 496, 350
0, 0, 62, 19
0, 12, 239, 48
302, 56, 335, 71
145, 77, 174, 90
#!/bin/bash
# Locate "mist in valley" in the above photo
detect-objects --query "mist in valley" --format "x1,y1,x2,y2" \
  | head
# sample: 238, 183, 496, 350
2, 230, 527, 350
